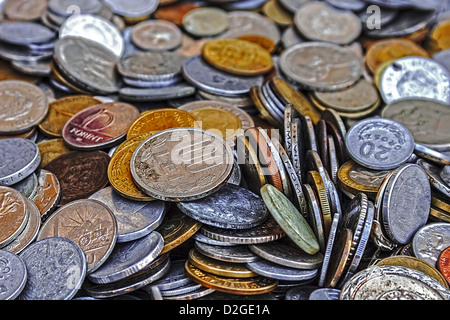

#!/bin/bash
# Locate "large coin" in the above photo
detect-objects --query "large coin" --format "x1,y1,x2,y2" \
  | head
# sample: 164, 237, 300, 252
37, 199, 118, 273
130, 127, 234, 202
345, 117, 415, 170
103, 0, 159, 18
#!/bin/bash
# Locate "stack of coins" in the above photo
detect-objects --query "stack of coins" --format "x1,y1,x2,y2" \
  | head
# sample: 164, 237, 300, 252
0, 0, 450, 302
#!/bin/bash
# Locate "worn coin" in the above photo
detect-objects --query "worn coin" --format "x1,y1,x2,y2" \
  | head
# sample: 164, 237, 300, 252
0, 250, 27, 300
3, 0, 48, 21
18, 237, 87, 300
182, 7, 229, 37
37, 139, 72, 168
246, 258, 318, 281
32, 169, 60, 220
37, 199, 117, 273
131, 20, 182, 52
412, 222, 450, 267
417, 159, 450, 198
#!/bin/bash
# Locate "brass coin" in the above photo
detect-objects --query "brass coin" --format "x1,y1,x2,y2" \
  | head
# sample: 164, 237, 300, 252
237, 35, 276, 53
38, 95, 103, 138
126, 108, 198, 139
37, 138, 72, 168
185, 261, 278, 295
262, 0, 293, 27
188, 248, 258, 278
426, 20, 450, 55
201, 38, 274, 76
429, 206, 450, 223
432, 195, 450, 214
249, 86, 280, 128
307, 170, 332, 238
0, 186, 29, 247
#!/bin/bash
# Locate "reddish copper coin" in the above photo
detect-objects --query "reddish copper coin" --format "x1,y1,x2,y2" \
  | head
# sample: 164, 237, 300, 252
438, 246, 450, 285
43, 151, 110, 206
62, 102, 140, 150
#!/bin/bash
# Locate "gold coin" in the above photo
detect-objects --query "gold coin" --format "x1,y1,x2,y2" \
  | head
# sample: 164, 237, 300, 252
376, 255, 449, 289
237, 35, 276, 53
38, 95, 102, 138
185, 262, 278, 295
249, 86, 280, 128
426, 20, 450, 55
262, 0, 293, 27
37, 138, 72, 168
430, 206, 450, 223
373, 59, 396, 90
201, 38, 274, 76
307, 170, 332, 238
111, 131, 156, 159
188, 248, 258, 278
269, 77, 322, 125
365, 38, 430, 74
432, 196, 450, 214
309, 93, 380, 119
127, 108, 198, 139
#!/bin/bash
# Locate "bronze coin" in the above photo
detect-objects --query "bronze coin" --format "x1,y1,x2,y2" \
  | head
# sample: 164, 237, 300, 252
62, 102, 140, 150
43, 151, 110, 206
438, 246, 450, 286
0, 186, 28, 247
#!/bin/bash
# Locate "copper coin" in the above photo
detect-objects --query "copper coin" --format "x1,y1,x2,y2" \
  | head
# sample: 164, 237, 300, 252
37, 199, 118, 273
438, 246, 450, 285
0, 186, 29, 247
62, 102, 140, 150
154, 2, 199, 25
43, 151, 110, 206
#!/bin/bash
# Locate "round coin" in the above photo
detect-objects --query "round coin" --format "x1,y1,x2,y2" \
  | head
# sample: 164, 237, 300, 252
0, 186, 29, 248
0, 21, 55, 45
438, 246, 450, 286
131, 20, 182, 51
182, 7, 229, 37
0, 250, 27, 300
412, 222, 450, 267
103, 0, 159, 18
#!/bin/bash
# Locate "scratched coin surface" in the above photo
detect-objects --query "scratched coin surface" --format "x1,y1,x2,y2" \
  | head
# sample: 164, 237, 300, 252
131, 127, 234, 202
345, 117, 415, 170
62, 102, 140, 150
37, 199, 117, 274
0, 249, 27, 300
18, 237, 87, 300
0, 80, 48, 135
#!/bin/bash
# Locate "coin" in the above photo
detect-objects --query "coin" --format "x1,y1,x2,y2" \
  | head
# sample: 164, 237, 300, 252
307, 170, 332, 238
131, 20, 182, 51
131, 127, 234, 202
3, 0, 48, 21
62, 102, 140, 150
262, 0, 294, 27
126, 108, 197, 139
37, 199, 118, 273
37, 139, 72, 168
417, 159, 450, 198
0, 21, 55, 46
308, 288, 340, 300
48, 0, 102, 17
43, 150, 110, 206
182, 7, 229, 37
0, 186, 29, 248
0, 138, 41, 187
18, 237, 87, 300
0, 81, 48, 135
154, 2, 199, 25
0, 249, 27, 300
323, 228, 353, 288
202, 39, 274, 76
246, 258, 318, 281
425, 19, 450, 55
195, 241, 258, 263
345, 117, 415, 170
103, 0, 159, 18
438, 246, 450, 285
412, 222, 450, 267
33, 169, 60, 221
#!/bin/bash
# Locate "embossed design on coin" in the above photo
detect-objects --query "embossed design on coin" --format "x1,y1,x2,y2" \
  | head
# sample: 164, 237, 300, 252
0, 249, 27, 300
412, 222, 450, 267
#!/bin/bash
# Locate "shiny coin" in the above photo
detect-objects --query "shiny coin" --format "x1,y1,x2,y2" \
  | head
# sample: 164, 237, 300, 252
294, 1, 361, 45
32, 169, 60, 221
62, 102, 140, 150
177, 183, 268, 229
131, 127, 234, 202
182, 7, 229, 37
379, 57, 450, 105
0, 138, 40, 187
202, 39, 273, 76
88, 231, 164, 284
0, 250, 27, 300
0, 186, 29, 248
412, 222, 450, 267
0, 80, 48, 135
417, 159, 450, 198
260, 184, 320, 255
18, 237, 87, 300
48, 0, 102, 17
103, 0, 159, 18
323, 228, 353, 288
195, 241, 258, 263
262, 0, 293, 27
438, 246, 450, 286
414, 143, 450, 166
131, 20, 182, 51
345, 117, 415, 170
37, 139, 72, 168
309, 288, 341, 300
37, 199, 117, 273
279, 42, 362, 91
89, 186, 167, 243
43, 151, 110, 206
11, 172, 38, 200
152, 259, 192, 291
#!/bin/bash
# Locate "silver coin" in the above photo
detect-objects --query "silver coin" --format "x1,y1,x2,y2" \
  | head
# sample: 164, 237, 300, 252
195, 240, 258, 263
303, 183, 325, 252
103, 0, 159, 17
0, 249, 27, 300
177, 183, 268, 229
309, 288, 341, 300
412, 222, 450, 267
159, 279, 202, 297
18, 237, 87, 300
151, 259, 191, 291
88, 231, 164, 284
279, 42, 362, 91
0, 38, 53, 62
358, 5, 398, 28
161, 282, 214, 300
340, 265, 450, 300
11, 172, 38, 200
119, 84, 196, 102
414, 143, 450, 166
246, 259, 318, 281
193, 232, 238, 247
345, 117, 415, 170
318, 211, 342, 287
88, 187, 167, 243
417, 159, 450, 198
11, 59, 51, 77
182, 55, 264, 97
379, 57, 450, 105
59, 14, 124, 58
326, 0, 366, 11
441, 165, 450, 187
433, 49, 450, 73
48, 0, 102, 17
131, 20, 182, 52
279, 0, 312, 13
0, 21, 55, 45
291, 118, 306, 185
0, 138, 40, 187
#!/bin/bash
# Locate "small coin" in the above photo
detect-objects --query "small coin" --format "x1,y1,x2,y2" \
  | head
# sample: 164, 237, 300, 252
103, 0, 159, 18
131, 20, 182, 51
262, 0, 294, 27
0, 250, 27, 300
37, 199, 118, 273
202, 39, 273, 76
182, 7, 229, 37
32, 168, 61, 220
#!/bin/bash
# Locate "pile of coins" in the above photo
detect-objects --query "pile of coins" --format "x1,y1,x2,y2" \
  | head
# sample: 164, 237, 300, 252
0, 0, 450, 301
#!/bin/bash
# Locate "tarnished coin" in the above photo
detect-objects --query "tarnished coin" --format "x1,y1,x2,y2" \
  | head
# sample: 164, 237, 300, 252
43, 151, 110, 206
279, 42, 362, 91
412, 222, 450, 267
177, 183, 268, 229
0, 80, 48, 135
182, 7, 229, 37
0, 250, 27, 300
32, 169, 60, 221
37, 139, 72, 168
37, 199, 117, 273
88, 231, 164, 284
131, 20, 182, 51
89, 187, 166, 242
202, 39, 274, 76
62, 102, 140, 150
0, 138, 40, 187
345, 117, 415, 170
18, 237, 87, 300
260, 184, 320, 255
294, 1, 361, 45
131, 127, 234, 202
152, 259, 192, 291
323, 228, 353, 288
379, 57, 450, 105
